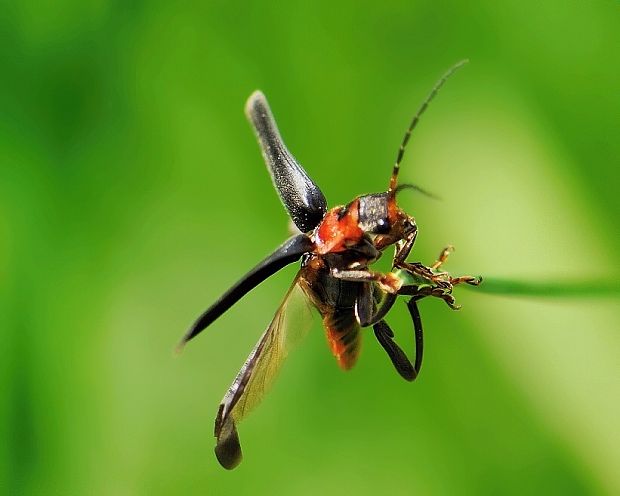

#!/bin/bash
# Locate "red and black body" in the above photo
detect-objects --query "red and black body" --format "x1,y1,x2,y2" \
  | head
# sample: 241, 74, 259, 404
178, 62, 481, 470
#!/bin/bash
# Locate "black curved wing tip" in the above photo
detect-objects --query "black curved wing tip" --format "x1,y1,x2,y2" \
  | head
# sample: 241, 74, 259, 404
215, 434, 242, 470
175, 318, 204, 352
174, 339, 187, 355
177, 317, 205, 350
215, 406, 243, 470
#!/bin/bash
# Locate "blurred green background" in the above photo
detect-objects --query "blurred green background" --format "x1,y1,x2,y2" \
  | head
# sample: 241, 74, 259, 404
2, 1, 619, 495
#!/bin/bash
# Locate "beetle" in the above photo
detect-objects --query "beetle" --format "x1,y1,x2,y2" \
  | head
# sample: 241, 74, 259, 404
178, 60, 481, 469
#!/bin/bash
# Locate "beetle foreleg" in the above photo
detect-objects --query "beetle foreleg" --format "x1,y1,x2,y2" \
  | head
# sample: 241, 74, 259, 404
398, 261, 452, 289
392, 229, 418, 267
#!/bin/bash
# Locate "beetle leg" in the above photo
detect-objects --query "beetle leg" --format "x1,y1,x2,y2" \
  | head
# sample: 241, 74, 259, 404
246, 91, 327, 233
399, 261, 435, 280
354, 282, 373, 327
398, 261, 452, 290
178, 233, 314, 349
407, 297, 424, 374
430, 246, 482, 286
330, 268, 402, 294
373, 297, 424, 381
431, 245, 454, 270
398, 283, 461, 310
439, 292, 460, 309
368, 292, 398, 327
451, 275, 482, 286
391, 229, 418, 267
374, 321, 415, 380
355, 283, 397, 327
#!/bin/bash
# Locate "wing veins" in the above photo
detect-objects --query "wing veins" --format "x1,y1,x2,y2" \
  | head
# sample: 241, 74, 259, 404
214, 274, 312, 469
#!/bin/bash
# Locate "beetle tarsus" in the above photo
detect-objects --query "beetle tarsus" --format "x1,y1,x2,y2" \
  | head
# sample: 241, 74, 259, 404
451, 275, 482, 286
431, 245, 455, 270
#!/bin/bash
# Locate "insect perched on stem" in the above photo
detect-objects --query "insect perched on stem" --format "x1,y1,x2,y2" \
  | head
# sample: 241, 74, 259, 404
178, 60, 481, 470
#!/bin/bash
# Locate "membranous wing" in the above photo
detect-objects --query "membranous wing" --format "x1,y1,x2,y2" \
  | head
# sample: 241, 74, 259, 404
214, 275, 312, 469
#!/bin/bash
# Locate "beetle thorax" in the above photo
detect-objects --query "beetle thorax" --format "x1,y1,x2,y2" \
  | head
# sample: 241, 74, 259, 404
311, 191, 416, 257
312, 201, 364, 254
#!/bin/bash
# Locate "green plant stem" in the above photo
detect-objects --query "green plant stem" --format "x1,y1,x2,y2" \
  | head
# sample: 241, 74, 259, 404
467, 277, 620, 298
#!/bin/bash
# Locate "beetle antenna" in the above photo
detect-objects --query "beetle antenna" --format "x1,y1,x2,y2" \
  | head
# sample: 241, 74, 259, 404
395, 183, 441, 201
389, 59, 469, 193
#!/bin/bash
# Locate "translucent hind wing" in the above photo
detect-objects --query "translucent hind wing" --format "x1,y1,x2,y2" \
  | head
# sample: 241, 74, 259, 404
214, 275, 312, 469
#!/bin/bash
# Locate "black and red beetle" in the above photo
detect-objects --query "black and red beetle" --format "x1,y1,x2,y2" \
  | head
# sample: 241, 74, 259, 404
179, 60, 481, 469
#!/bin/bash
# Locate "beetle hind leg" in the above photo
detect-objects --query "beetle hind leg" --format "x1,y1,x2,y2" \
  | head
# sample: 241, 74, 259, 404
373, 297, 424, 381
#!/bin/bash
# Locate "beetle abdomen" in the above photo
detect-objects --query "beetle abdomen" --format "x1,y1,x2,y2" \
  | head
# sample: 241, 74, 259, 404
299, 261, 363, 370
323, 306, 361, 370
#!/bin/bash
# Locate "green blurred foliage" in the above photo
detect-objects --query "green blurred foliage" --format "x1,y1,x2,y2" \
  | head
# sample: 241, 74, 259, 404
1, 1, 619, 495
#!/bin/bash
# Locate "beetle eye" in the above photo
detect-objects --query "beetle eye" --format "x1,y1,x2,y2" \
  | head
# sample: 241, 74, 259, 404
373, 217, 390, 234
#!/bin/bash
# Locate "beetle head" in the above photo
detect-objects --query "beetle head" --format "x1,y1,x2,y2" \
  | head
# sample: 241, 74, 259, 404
357, 191, 417, 250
